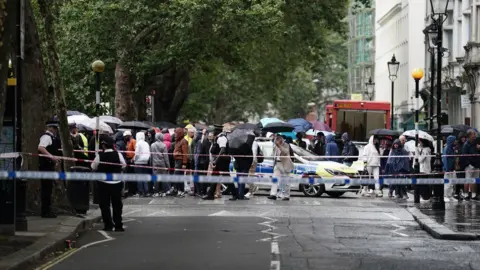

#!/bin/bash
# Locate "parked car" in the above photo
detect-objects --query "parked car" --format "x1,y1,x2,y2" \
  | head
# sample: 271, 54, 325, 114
228, 139, 361, 197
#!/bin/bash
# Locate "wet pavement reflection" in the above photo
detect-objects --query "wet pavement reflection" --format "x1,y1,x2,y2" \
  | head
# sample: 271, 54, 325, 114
416, 201, 480, 233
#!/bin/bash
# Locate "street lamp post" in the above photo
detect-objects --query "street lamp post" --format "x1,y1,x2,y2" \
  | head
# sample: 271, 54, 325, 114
91, 60, 104, 205
412, 68, 425, 203
423, 23, 438, 131
388, 55, 400, 130
365, 77, 375, 101
429, 0, 450, 205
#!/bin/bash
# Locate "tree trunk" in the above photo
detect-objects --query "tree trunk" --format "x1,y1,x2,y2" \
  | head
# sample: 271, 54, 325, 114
114, 62, 137, 120
151, 68, 190, 123
37, 0, 73, 170
0, 0, 14, 133
23, 0, 53, 211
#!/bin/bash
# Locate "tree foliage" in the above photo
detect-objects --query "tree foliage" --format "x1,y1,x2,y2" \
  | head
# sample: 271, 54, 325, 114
41, 0, 351, 122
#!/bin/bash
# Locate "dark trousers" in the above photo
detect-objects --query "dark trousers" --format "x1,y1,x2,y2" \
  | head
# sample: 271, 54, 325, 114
135, 166, 150, 194
174, 160, 185, 192
126, 161, 137, 195
40, 166, 54, 215
41, 179, 53, 215
98, 181, 123, 229
234, 167, 250, 199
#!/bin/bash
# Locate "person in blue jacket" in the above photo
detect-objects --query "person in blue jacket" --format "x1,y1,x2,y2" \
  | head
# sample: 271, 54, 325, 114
443, 135, 457, 200
325, 134, 340, 163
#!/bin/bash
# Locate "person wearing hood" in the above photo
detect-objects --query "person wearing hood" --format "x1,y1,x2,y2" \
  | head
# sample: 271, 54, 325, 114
134, 132, 151, 197
341, 132, 358, 167
460, 129, 480, 200
362, 136, 382, 197
443, 135, 457, 200
325, 134, 341, 163
162, 128, 172, 150
173, 128, 189, 197
151, 133, 171, 196
385, 139, 411, 199
312, 132, 326, 156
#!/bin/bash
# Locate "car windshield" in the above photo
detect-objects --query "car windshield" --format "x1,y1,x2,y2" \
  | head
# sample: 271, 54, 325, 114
289, 144, 324, 162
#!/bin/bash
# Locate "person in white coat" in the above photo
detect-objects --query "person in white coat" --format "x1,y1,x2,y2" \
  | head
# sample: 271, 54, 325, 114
134, 132, 152, 197
362, 136, 382, 197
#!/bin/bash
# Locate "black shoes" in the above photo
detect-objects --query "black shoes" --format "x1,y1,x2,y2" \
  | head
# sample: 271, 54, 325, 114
202, 195, 214, 200
115, 227, 125, 232
102, 227, 113, 232
267, 195, 277, 200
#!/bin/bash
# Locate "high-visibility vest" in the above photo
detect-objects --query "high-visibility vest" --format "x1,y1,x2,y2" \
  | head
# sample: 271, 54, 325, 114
79, 133, 89, 157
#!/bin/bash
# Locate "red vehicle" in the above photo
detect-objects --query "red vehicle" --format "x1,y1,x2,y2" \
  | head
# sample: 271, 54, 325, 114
325, 100, 391, 141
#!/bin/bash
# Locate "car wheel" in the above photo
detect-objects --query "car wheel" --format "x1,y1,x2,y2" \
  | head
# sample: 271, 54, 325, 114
325, 191, 345, 198
300, 184, 325, 197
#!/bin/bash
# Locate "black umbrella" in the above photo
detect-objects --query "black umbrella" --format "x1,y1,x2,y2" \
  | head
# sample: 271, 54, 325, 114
227, 129, 255, 155
441, 124, 474, 135
262, 122, 295, 133
235, 123, 258, 130
369, 129, 400, 136
118, 121, 151, 130
155, 121, 180, 129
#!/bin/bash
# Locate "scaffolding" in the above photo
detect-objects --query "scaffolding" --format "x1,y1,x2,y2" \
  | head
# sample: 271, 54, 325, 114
347, 2, 375, 96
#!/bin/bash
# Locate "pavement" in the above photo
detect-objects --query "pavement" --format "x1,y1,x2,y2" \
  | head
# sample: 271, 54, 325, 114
4, 191, 480, 269
0, 210, 101, 270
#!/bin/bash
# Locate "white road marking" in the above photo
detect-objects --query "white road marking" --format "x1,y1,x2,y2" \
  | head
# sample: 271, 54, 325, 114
123, 218, 136, 223
97, 229, 113, 240
258, 211, 273, 217
208, 210, 234, 216
392, 224, 409, 237
383, 213, 400, 220
270, 261, 280, 270
312, 200, 321, 205
271, 242, 279, 255
123, 209, 141, 216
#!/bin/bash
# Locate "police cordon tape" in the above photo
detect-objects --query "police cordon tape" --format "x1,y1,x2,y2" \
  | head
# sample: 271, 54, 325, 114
6, 151, 480, 179
61, 148, 480, 159
1, 170, 480, 185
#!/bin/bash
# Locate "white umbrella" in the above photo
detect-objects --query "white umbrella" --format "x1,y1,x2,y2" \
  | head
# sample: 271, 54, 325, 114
68, 116, 113, 134
99, 115, 123, 125
404, 140, 416, 153
306, 129, 335, 137
67, 115, 90, 124
402, 130, 434, 142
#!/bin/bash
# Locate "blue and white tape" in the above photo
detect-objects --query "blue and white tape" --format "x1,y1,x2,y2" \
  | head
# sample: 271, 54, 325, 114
1, 171, 480, 185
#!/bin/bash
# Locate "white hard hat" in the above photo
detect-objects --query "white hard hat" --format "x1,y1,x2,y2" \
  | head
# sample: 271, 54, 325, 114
123, 130, 132, 137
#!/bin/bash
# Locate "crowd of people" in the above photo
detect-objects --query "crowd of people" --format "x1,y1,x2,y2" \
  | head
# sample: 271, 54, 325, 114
35, 119, 480, 231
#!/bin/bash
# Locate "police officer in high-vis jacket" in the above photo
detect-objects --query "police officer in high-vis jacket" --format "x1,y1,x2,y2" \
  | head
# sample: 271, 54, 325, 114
38, 120, 61, 218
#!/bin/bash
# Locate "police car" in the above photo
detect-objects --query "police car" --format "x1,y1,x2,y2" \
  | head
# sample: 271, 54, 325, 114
228, 138, 361, 197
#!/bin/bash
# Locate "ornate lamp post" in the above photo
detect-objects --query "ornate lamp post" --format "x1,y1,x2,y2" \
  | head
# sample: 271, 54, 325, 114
91, 60, 104, 205
412, 68, 424, 203
365, 77, 375, 101
387, 55, 400, 129
429, 0, 450, 205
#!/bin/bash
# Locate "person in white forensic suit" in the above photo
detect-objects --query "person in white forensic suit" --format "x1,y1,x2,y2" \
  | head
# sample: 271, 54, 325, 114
268, 135, 294, 201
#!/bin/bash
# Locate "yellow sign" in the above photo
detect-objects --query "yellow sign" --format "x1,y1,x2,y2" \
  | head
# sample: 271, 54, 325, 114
337, 103, 353, 109
350, 93, 363, 101
7, 78, 16, 86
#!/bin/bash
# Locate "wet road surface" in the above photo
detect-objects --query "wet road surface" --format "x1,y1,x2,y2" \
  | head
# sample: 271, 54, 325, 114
38, 192, 480, 270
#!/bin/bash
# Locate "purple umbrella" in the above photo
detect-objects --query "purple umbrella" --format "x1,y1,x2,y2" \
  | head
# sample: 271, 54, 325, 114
310, 121, 332, 132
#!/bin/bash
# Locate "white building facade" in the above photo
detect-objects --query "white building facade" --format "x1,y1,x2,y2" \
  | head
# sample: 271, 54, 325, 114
424, 0, 476, 127
374, 0, 426, 130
